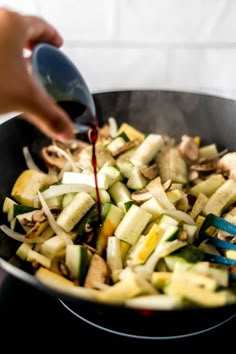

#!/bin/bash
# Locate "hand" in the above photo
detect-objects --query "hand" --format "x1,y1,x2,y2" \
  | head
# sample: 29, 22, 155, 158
0, 8, 74, 141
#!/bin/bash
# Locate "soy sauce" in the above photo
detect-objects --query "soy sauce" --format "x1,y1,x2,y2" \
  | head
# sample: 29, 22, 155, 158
58, 100, 102, 233
58, 100, 86, 120
88, 123, 102, 227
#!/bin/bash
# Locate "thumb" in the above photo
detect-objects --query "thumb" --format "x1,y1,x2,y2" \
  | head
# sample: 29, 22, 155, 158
20, 79, 75, 141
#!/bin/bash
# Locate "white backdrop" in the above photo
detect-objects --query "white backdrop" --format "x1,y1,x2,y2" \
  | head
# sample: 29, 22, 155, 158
1, 0, 236, 121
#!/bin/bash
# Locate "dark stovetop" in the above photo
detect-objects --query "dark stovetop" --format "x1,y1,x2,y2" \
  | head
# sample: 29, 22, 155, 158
0, 270, 235, 350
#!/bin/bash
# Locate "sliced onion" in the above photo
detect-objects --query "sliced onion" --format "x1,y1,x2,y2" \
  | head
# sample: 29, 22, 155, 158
22, 146, 44, 172
164, 209, 195, 225
146, 177, 175, 210
50, 145, 79, 172
38, 191, 73, 245
0, 225, 44, 243
41, 184, 96, 199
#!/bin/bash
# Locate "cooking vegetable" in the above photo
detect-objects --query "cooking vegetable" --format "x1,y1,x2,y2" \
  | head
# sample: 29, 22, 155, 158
2, 119, 236, 310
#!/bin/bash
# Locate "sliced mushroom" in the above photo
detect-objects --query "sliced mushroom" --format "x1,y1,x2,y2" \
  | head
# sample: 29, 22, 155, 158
131, 188, 152, 203
32, 210, 47, 223
51, 256, 70, 278
162, 178, 172, 191
217, 152, 236, 180
21, 218, 35, 228
26, 221, 43, 239
190, 162, 217, 172
84, 254, 110, 289
41, 146, 68, 170
216, 231, 236, 244
178, 134, 199, 163
69, 140, 90, 157
177, 230, 188, 241
188, 170, 199, 182
140, 163, 159, 180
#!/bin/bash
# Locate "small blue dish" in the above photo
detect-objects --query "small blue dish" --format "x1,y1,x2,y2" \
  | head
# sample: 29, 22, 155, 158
31, 43, 96, 122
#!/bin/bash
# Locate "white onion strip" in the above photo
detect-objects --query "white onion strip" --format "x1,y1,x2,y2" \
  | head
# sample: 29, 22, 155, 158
41, 184, 96, 200
22, 146, 44, 172
164, 209, 195, 225
50, 145, 79, 172
146, 177, 175, 210
38, 191, 73, 245
0, 225, 44, 243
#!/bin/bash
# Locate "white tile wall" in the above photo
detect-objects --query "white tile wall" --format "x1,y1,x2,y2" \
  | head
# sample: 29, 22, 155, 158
1, 0, 236, 122
62, 46, 168, 93
39, 0, 116, 42
0, 0, 38, 14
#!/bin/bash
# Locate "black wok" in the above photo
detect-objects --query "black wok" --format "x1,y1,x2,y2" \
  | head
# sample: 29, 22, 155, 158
0, 89, 236, 339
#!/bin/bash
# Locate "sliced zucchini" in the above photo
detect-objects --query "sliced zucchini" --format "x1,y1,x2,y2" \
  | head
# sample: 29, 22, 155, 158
106, 136, 127, 154
11, 169, 52, 207
114, 204, 152, 245
128, 223, 164, 265
166, 279, 234, 307
199, 143, 218, 161
16, 243, 33, 260
117, 123, 145, 143
158, 214, 179, 228
203, 179, 236, 216
126, 167, 148, 190
61, 193, 76, 208
65, 244, 90, 283
39, 235, 67, 259
189, 174, 225, 198
130, 134, 164, 166
96, 203, 124, 255
57, 192, 95, 232
140, 197, 164, 220
2, 197, 17, 213
108, 181, 131, 207
190, 192, 208, 219
106, 236, 123, 282
27, 249, 51, 268
151, 272, 172, 289
116, 160, 135, 178
157, 147, 188, 184
125, 294, 183, 310
97, 164, 122, 189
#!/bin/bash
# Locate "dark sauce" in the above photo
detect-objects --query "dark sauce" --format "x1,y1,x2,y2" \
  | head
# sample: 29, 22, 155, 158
88, 123, 102, 227
58, 100, 86, 120
58, 100, 102, 243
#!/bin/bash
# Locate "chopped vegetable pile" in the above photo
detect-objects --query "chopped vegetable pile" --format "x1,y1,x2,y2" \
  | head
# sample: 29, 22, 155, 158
1, 118, 236, 310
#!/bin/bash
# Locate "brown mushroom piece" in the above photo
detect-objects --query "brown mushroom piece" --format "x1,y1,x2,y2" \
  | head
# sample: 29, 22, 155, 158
84, 254, 110, 289
217, 152, 236, 180
140, 163, 159, 180
178, 134, 199, 164
25, 209, 51, 239
32, 210, 47, 223
190, 162, 217, 172
131, 188, 152, 203
41, 145, 68, 170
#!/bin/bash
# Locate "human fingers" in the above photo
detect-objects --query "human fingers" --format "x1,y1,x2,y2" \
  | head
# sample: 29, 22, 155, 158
19, 80, 75, 141
23, 15, 63, 49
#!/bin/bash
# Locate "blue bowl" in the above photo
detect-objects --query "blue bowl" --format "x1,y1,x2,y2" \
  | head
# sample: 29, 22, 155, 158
31, 43, 96, 120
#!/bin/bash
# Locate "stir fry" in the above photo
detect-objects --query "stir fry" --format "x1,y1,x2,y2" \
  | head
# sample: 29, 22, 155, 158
1, 118, 236, 309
